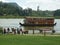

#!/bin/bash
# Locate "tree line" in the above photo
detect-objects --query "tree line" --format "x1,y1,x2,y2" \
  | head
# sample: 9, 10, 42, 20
0, 2, 60, 16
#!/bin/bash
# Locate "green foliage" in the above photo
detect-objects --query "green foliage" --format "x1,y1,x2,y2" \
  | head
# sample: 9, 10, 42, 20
0, 15, 25, 18
54, 9, 60, 16
0, 2, 54, 17
22, 8, 32, 16
0, 2, 22, 16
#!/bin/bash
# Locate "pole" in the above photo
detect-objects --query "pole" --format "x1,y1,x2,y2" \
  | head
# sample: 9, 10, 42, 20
44, 30, 46, 36
33, 29, 34, 34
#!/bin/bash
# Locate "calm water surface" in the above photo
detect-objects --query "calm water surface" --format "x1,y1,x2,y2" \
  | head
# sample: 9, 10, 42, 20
0, 19, 60, 33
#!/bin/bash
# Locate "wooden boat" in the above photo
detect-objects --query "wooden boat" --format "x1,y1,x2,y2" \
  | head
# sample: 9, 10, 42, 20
19, 17, 56, 27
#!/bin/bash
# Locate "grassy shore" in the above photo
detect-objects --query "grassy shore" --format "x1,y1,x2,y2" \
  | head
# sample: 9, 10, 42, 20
0, 34, 60, 45
0, 16, 25, 19
54, 16, 60, 19
0, 15, 60, 19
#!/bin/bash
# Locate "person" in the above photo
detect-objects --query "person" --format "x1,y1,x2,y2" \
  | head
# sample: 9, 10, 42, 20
20, 28, 23, 35
51, 30, 55, 35
7, 28, 10, 33
4, 28, 6, 34
39, 29, 43, 33
14, 29, 16, 34
17, 28, 20, 34
11, 28, 16, 34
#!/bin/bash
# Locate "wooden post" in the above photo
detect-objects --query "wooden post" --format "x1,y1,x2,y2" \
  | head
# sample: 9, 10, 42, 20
33, 29, 34, 34
44, 30, 46, 36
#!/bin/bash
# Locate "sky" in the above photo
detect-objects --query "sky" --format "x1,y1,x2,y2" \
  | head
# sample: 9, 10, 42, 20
1, 0, 60, 10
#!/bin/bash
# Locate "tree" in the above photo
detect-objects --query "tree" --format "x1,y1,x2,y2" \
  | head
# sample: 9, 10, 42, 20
54, 9, 60, 16
22, 9, 28, 16
16, 6, 23, 16
0, 1, 4, 16
23, 8, 32, 16
27, 8, 32, 16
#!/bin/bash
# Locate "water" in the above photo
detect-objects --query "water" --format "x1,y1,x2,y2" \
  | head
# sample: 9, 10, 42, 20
54, 19, 60, 33
0, 19, 60, 33
0, 19, 24, 28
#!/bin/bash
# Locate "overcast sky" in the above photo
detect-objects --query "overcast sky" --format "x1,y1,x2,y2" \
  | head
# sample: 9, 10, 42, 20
1, 0, 60, 10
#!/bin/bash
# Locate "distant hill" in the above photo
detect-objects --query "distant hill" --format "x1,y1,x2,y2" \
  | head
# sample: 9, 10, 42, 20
0, 2, 22, 16
0, 2, 57, 17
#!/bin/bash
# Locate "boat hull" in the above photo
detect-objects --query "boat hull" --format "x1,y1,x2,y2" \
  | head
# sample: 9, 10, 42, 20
19, 23, 56, 27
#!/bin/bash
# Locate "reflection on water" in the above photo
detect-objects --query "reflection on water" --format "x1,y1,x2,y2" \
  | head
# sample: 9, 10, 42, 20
0, 19, 60, 33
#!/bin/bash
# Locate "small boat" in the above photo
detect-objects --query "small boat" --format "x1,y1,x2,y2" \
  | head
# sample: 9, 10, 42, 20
19, 23, 56, 27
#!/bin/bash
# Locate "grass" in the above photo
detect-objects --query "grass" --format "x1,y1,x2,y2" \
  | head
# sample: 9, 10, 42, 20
54, 16, 60, 19
0, 15, 25, 19
0, 34, 60, 45
0, 15, 60, 19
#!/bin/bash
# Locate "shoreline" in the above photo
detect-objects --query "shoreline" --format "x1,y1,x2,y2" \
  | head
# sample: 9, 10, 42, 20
0, 16, 60, 19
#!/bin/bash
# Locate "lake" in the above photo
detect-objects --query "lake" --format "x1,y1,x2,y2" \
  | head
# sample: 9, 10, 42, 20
0, 19, 60, 33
